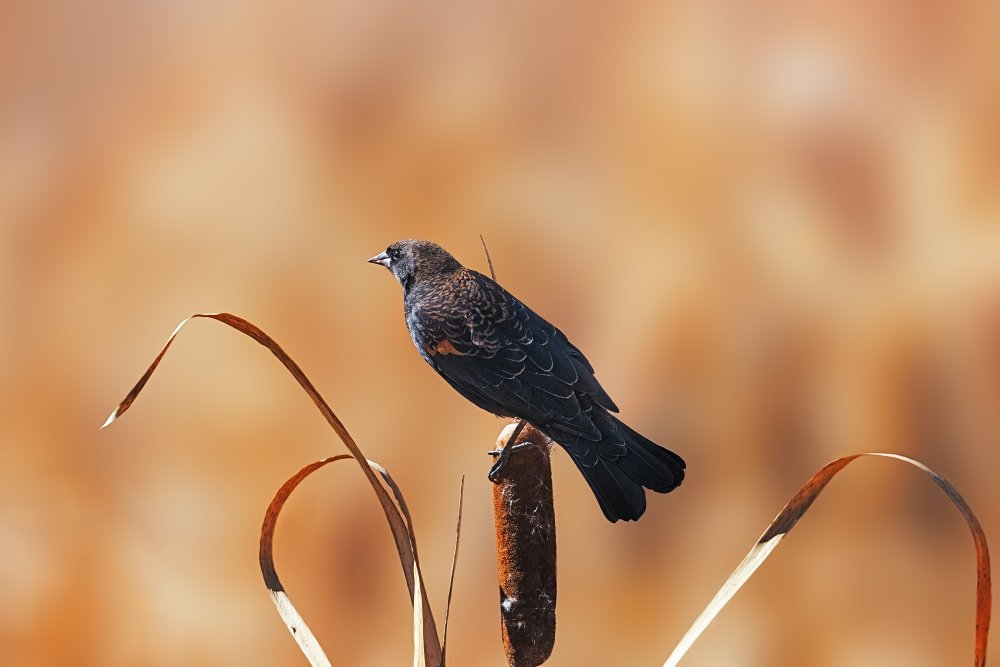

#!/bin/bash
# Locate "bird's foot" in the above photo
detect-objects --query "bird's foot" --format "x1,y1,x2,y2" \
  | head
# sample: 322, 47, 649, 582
487, 419, 529, 483
488, 443, 536, 482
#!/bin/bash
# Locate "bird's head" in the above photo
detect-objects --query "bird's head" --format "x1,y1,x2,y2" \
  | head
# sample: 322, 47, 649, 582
367, 239, 462, 291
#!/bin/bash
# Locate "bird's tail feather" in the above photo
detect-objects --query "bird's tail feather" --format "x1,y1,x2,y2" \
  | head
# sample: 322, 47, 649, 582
571, 457, 647, 522
614, 417, 685, 494
567, 418, 685, 522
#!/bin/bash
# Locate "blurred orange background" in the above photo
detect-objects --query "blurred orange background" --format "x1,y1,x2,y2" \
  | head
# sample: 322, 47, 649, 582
1, 1, 998, 665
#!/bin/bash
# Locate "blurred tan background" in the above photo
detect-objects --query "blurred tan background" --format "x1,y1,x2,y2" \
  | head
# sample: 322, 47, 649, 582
1, 1, 998, 665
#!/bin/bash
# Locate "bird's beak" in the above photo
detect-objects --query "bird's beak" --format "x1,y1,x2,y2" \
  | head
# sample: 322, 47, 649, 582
367, 251, 391, 268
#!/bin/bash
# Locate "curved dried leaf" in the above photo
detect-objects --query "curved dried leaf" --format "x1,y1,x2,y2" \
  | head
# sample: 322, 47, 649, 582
260, 456, 349, 667
260, 454, 436, 667
103, 313, 443, 665
663, 453, 991, 667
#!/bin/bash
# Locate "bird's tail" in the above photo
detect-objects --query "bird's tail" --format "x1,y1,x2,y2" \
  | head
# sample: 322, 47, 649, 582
566, 417, 685, 522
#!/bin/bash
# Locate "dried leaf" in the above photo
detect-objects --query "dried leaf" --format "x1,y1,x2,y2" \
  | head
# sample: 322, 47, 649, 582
367, 459, 433, 667
663, 453, 992, 667
259, 455, 438, 666
103, 313, 443, 666
479, 234, 497, 281
441, 476, 465, 666
260, 456, 348, 667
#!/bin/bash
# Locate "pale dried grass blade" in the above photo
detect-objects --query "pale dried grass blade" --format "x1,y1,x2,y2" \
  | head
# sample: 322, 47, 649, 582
413, 559, 426, 667
367, 459, 433, 667
662, 536, 782, 667
663, 453, 991, 667
269, 590, 332, 667
103, 313, 443, 665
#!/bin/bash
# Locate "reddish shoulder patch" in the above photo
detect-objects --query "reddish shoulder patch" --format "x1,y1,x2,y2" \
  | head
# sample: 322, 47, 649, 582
426, 339, 465, 356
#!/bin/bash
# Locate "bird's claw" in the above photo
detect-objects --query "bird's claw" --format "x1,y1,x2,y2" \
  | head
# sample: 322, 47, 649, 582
488, 442, 535, 483
488, 457, 505, 483
487, 419, 529, 484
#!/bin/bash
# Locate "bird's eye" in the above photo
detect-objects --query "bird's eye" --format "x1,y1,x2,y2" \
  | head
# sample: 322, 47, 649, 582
390, 249, 403, 261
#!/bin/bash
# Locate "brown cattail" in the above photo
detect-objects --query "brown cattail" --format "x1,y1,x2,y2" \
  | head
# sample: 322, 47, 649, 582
492, 422, 557, 667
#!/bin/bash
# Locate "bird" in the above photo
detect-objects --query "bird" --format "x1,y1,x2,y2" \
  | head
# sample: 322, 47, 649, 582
367, 239, 685, 521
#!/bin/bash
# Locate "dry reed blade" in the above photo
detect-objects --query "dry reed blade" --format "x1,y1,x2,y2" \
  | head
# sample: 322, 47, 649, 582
103, 312, 443, 666
260, 456, 349, 667
479, 234, 497, 281
441, 476, 465, 666
663, 452, 992, 667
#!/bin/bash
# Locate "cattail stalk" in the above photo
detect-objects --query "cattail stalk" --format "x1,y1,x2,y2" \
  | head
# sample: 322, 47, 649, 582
491, 422, 557, 667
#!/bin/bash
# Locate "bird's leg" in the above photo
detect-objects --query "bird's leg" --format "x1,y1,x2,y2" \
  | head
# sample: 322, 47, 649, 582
488, 419, 529, 483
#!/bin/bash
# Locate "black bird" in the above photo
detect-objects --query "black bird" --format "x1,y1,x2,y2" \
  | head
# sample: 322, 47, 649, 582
368, 239, 685, 521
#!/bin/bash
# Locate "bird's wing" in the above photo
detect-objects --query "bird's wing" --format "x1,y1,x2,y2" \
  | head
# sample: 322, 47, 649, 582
420, 271, 618, 434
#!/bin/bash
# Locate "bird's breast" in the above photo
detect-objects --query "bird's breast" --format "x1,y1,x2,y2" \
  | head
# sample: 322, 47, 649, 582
404, 306, 434, 364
